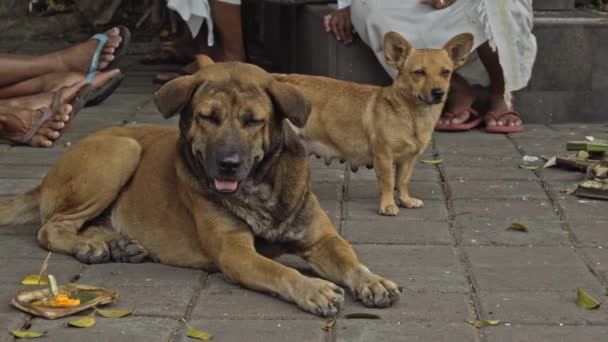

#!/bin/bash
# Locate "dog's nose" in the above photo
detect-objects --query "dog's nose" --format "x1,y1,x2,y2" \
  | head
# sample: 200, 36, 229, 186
431, 88, 445, 101
218, 154, 241, 173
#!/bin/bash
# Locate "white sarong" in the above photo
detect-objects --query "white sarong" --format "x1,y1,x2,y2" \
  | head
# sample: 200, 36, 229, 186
344, 0, 537, 108
167, 0, 241, 46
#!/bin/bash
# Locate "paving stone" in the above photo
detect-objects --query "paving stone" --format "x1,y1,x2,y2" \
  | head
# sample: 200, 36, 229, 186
342, 219, 452, 245
509, 137, 568, 157
0, 313, 26, 342
0, 235, 72, 260
0, 224, 38, 236
335, 321, 478, 342
441, 166, 537, 181
0, 165, 49, 179
559, 198, 608, 221
311, 182, 342, 201
344, 199, 448, 221
456, 220, 569, 246
433, 131, 507, 145
310, 167, 346, 183
506, 124, 559, 139
0, 179, 40, 196
478, 291, 608, 324
319, 199, 341, 223
435, 143, 519, 157
79, 263, 203, 288
353, 245, 469, 292
569, 221, 608, 247
447, 180, 547, 200
348, 166, 439, 182
484, 325, 608, 342
347, 181, 443, 201
438, 154, 522, 168
28, 316, 177, 342
537, 167, 585, 182
0, 148, 65, 165
581, 247, 608, 284
465, 246, 603, 292
451, 199, 559, 221
175, 320, 325, 342
309, 157, 347, 170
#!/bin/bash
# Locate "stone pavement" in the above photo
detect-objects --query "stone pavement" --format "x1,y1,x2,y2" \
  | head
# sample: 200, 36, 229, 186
2, 49, 608, 341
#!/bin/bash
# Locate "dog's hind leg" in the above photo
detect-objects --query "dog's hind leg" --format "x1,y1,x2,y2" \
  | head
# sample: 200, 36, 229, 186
36, 135, 142, 263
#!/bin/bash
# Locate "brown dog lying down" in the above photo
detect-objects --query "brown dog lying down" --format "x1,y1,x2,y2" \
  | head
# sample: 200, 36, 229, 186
0, 60, 400, 317
275, 32, 474, 216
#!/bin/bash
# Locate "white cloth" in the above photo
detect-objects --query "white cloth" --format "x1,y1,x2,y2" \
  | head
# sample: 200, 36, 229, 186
345, 0, 537, 108
167, 0, 241, 46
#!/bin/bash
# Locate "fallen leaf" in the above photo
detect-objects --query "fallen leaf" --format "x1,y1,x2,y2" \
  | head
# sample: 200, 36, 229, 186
68, 283, 103, 290
321, 317, 336, 331
343, 313, 381, 319
519, 165, 539, 170
48, 274, 59, 296
507, 223, 528, 232
68, 315, 96, 328
21, 275, 49, 286
186, 326, 213, 340
561, 184, 578, 194
468, 320, 501, 328
10, 330, 46, 339
576, 288, 600, 309
543, 156, 557, 168
95, 308, 133, 318
421, 159, 443, 165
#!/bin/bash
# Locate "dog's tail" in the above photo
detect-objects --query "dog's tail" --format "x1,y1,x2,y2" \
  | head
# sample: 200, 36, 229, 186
0, 186, 41, 226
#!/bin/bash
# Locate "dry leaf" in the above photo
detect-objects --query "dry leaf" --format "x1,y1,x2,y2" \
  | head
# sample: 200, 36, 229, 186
468, 320, 500, 328
561, 184, 578, 194
95, 308, 133, 318
507, 223, 528, 232
343, 313, 381, 319
543, 156, 557, 168
576, 288, 600, 309
186, 326, 213, 340
21, 275, 49, 286
10, 330, 46, 339
321, 317, 336, 331
68, 315, 96, 328
421, 159, 443, 165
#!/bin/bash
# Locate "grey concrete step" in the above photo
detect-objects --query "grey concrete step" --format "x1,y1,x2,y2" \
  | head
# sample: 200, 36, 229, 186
534, 0, 575, 10
273, 4, 608, 123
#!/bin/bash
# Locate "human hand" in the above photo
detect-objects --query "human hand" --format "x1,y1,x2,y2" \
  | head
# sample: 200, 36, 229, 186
323, 7, 353, 44
420, 0, 457, 10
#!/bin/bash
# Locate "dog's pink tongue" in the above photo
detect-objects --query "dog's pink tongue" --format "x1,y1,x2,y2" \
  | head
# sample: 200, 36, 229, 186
214, 179, 238, 192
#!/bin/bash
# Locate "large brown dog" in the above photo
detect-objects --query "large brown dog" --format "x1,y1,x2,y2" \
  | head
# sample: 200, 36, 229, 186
276, 32, 473, 216
0, 60, 400, 316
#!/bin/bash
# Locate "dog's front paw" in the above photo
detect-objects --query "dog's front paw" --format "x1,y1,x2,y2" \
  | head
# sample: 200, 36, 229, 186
295, 278, 345, 317
399, 196, 424, 208
73, 241, 111, 264
352, 273, 401, 308
110, 238, 157, 263
379, 203, 399, 216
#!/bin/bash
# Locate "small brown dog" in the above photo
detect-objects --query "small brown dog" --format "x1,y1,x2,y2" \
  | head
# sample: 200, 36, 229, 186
275, 31, 473, 216
0, 58, 400, 316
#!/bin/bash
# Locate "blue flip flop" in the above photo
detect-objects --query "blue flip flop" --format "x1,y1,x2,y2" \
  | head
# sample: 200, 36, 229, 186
84, 25, 131, 83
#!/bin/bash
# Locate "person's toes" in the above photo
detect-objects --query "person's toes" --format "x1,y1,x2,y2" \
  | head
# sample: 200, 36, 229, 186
90, 69, 121, 88
450, 111, 470, 125
28, 134, 53, 147
37, 127, 60, 140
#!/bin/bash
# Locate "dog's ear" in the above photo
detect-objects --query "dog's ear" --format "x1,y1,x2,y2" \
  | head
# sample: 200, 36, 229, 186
153, 75, 197, 118
195, 54, 214, 67
266, 81, 311, 128
442, 33, 474, 68
384, 31, 414, 69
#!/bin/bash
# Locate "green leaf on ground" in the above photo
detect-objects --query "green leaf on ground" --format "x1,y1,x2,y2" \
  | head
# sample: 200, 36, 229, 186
343, 313, 381, 319
21, 275, 49, 286
421, 159, 443, 165
519, 165, 539, 170
10, 330, 46, 339
468, 320, 501, 328
68, 315, 96, 328
321, 317, 336, 331
507, 223, 528, 232
94, 308, 133, 318
576, 288, 600, 309
186, 326, 213, 340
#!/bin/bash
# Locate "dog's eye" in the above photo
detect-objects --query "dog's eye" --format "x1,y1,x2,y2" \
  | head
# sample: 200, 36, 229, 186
413, 69, 426, 76
441, 69, 451, 76
197, 112, 219, 125
245, 118, 265, 128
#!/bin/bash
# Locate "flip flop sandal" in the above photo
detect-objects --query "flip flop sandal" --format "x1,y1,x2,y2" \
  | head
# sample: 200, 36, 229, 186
52, 84, 95, 136
435, 107, 482, 131
84, 25, 131, 83
484, 111, 524, 133
85, 73, 125, 107
152, 69, 190, 85
17, 89, 67, 145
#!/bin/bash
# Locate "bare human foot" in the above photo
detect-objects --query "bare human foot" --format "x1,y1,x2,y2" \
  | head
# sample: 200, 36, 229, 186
484, 94, 523, 128
50, 27, 123, 73
0, 104, 71, 147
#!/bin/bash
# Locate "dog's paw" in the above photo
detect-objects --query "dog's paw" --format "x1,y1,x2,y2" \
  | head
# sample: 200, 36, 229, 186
110, 238, 157, 263
73, 241, 111, 264
399, 196, 424, 208
379, 203, 399, 216
352, 273, 401, 308
295, 278, 345, 317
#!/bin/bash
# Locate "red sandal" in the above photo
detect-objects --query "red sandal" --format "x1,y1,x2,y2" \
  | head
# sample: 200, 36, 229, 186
484, 111, 524, 133
435, 107, 482, 131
